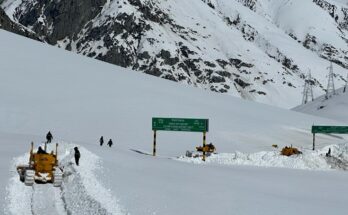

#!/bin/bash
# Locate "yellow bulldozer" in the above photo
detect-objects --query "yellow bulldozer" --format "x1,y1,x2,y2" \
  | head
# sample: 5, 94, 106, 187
17, 142, 63, 187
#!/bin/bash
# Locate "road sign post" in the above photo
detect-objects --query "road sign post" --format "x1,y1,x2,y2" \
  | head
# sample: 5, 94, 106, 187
311, 125, 348, 150
153, 130, 157, 156
313, 133, 315, 151
152, 118, 209, 161
203, 131, 206, 161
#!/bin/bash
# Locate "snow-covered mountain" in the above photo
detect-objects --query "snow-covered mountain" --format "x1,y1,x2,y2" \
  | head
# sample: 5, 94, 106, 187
1, 0, 348, 108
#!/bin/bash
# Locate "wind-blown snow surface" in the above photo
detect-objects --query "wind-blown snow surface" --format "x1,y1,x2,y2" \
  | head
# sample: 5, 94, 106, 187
294, 87, 348, 122
1, 30, 348, 214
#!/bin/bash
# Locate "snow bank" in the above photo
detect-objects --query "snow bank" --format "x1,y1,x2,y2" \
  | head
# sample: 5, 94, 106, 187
4, 153, 32, 215
177, 144, 348, 171
60, 143, 126, 215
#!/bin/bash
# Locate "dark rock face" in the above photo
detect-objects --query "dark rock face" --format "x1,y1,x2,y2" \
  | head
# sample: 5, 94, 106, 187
0, 7, 39, 40
313, 0, 337, 19
14, 0, 107, 43
236, 0, 258, 11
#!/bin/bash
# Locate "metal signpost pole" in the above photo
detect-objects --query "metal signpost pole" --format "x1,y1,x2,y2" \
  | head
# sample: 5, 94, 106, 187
153, 130, 157, 156
203, 131, 206, 161
312, 133, 315, 151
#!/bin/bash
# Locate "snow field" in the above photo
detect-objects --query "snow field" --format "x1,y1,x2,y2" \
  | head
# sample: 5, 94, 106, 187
1, 29, 348, 214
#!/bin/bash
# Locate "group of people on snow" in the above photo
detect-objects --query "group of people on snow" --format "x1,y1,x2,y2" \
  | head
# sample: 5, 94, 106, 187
37, 132, 115, 167
39, 131, 81, 166
99, 136, 113, 147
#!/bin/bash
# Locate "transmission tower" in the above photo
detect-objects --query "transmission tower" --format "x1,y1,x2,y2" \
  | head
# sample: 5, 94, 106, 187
325, 62, 336, 99
302, 70, 314, 104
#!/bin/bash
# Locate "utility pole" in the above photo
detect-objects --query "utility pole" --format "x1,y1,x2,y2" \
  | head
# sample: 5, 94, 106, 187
302, 70, 314, 104
344, 73, 348, 93
325, 62, 336, 99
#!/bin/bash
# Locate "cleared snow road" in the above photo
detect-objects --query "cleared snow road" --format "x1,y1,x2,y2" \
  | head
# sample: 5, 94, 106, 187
5, 143, 126, 215
31, 184, 66, 215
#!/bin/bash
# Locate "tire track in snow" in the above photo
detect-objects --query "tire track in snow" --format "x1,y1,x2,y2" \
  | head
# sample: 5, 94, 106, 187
31, 184, 66, 215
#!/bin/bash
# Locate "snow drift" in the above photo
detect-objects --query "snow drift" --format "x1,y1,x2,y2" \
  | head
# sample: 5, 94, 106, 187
178, 144, 348, 171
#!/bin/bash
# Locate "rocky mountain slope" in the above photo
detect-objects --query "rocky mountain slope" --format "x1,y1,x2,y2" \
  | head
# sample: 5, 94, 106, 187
0, 7, 39, 40
2, 0, 348, 108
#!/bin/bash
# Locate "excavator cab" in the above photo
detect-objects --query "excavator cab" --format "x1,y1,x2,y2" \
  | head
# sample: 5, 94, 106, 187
17, 142, 63, 187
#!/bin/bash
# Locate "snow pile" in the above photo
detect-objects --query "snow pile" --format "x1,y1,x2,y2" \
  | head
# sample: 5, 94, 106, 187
177, 144, 348, 171
60, 144, 126, 215
4, 153, 33, 215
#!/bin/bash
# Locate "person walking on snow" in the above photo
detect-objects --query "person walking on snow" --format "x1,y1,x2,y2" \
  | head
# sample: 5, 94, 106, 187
100, 136, 104, 146
107, 139, 113, 147
46, 131, 53, 143
74, 147, 81, 166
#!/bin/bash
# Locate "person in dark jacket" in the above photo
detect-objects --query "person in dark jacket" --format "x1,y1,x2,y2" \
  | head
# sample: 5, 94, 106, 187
326, 148, 331, 157
74, 147, 81, 166
100, 136, 104, 146
37, 146, 47, 154
107, 139, 113, 147
46, 131, 53, 143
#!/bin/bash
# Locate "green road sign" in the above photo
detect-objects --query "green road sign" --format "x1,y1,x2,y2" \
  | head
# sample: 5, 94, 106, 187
152, 118, 209, 132
312, 126, 348, 134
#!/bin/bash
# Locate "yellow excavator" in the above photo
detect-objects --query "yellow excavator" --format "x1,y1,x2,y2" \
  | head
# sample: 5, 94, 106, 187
17, 142, 63, 187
